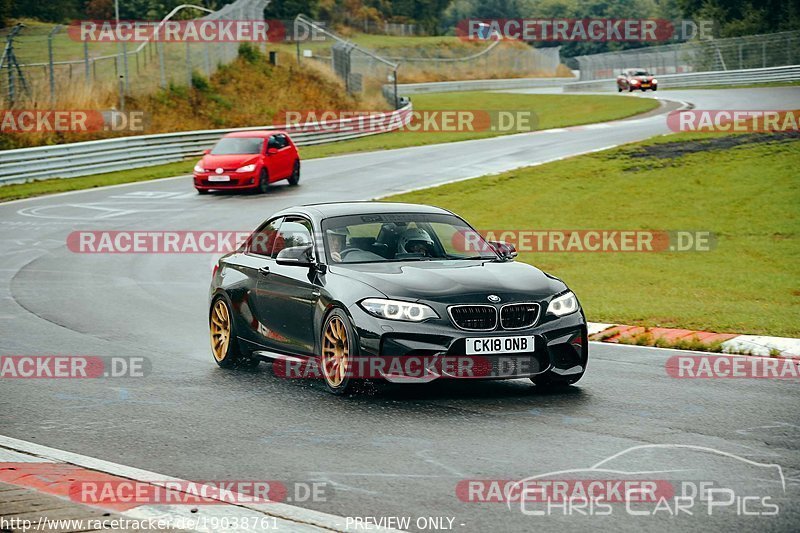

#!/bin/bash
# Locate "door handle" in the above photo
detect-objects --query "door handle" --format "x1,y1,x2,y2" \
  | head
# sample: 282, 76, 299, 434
258, 266, 270, 276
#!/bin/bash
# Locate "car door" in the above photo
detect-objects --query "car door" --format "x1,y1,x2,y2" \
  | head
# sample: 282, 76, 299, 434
253, 216, 320, 355
234, 217, 282, 348
266, 134, 292, 180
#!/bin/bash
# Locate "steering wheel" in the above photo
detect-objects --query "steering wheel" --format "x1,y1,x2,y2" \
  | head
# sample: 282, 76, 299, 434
337, 248, 362, 261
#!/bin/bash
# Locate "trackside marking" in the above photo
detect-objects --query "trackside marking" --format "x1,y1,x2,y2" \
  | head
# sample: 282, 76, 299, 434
0, 435, 406, 532
0, 175, 193, 207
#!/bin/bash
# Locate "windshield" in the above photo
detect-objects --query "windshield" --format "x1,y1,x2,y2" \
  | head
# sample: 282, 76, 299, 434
632, 70, 650, 76
321, 212, 498, 264
211, 137, 263, 155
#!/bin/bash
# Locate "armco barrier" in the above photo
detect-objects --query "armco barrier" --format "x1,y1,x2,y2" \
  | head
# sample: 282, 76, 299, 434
0, 105, 412, 185
392, 77, 576, 95
564, 65, 800, 92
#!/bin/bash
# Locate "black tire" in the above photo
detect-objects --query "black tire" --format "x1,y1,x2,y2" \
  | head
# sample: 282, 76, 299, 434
628, 86, 634, 92
288, 160, 300, 186
209, 297, 258, 369
257, 169, 270, 194
196, 188, 209, 195
617, 86, 622, 92
652, 87, 658, 92
320, 308, 356, 395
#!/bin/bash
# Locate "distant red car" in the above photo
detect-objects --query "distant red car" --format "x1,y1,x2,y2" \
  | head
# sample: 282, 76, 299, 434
194, 131, 300, 194
617, 69, 658, 92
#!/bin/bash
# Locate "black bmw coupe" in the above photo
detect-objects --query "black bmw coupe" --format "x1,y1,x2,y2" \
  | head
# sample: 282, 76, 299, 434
209, 202, 588, 394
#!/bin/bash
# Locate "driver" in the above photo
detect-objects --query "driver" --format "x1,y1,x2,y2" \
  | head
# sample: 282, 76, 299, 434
397, 227, 435, 257
327, 227, 349, 262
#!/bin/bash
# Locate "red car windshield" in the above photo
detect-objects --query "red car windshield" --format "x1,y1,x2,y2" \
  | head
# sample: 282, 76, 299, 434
632, 70, 650, 76
211, 137, 264, 155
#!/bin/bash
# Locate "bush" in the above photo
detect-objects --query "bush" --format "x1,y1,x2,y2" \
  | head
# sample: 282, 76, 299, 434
238, 43, 262, 64
191, 71, 211, 92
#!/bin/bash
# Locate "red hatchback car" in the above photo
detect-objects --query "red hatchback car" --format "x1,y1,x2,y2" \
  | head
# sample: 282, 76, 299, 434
616, 68, 658, 92
194, 131, 300, 194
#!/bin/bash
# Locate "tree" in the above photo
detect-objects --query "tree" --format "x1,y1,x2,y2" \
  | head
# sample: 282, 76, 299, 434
0, 0, 12, 28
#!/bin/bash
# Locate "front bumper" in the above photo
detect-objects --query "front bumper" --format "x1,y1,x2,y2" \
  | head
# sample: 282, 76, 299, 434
194, 172, 259, 190
347, 303, 587, 382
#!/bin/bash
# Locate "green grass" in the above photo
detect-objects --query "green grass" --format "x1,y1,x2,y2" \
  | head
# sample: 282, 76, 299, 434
384, 132, 800, 338
664, 81, 800, 90
0, 91, 657, 202
300, 91, 658, 159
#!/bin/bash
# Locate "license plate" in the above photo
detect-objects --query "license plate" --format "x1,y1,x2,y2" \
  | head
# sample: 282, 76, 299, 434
465, 335, 535, 355
641, 84, 650, 87
208, 175, 230, 182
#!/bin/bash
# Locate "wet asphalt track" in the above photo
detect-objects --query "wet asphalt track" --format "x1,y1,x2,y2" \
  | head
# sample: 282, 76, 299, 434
1, 87, 799, 532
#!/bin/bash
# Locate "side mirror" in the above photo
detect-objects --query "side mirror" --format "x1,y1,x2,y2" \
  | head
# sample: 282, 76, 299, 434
276, 245, 313, 266
267, 147, 279, 155
202, 149, 210, 155
488, 240, 518, 260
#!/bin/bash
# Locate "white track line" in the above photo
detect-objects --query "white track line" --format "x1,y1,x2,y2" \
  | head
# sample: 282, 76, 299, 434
0, 435, 405, 533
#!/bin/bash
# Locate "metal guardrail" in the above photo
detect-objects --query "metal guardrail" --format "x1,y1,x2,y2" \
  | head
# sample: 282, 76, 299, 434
393, 77, 576, 95
564, 65, 800, 92
0, 104, 412, 185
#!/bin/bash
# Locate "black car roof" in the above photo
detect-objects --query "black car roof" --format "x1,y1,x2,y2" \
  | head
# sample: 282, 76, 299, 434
274, 201, 454, 221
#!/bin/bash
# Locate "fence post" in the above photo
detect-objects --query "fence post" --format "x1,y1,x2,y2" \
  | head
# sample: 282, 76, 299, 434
84, 41, 90, 84
122, 40, 130, 94
48, 25, 62, 106
186, 42, 193, 87
158, 41, 167, 88
7, 62, 13, 107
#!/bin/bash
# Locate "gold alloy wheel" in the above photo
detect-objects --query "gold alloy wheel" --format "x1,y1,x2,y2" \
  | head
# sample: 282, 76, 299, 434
210, 300, 231, 362
322, 316, 349, 387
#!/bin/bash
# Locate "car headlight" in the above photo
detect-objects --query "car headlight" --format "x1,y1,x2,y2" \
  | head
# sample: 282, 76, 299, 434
652, 78, 658, 84
360, 298, 438, 322
236, 164, 256, 172
631, 79, 640, 84
193, 164, 204, 173
547, 291, 579, 317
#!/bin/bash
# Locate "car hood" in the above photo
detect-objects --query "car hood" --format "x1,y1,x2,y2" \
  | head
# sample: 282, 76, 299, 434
201, 154, 259, 169
331, 260, 567, 303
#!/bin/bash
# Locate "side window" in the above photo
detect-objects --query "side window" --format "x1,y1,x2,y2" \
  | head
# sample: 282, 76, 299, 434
276, 134, 289, 148
248, 217, 282, 256
267, 136, 279, 150
271, 218, 313, 259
